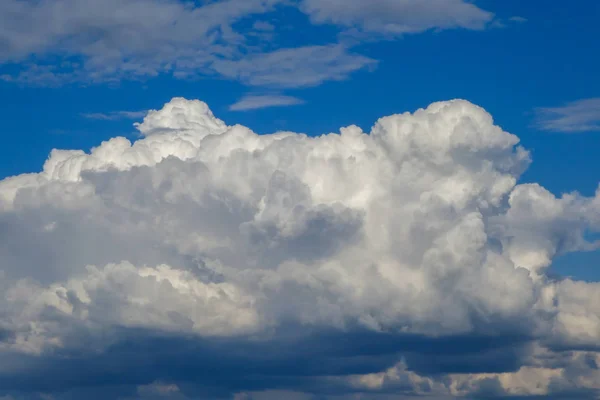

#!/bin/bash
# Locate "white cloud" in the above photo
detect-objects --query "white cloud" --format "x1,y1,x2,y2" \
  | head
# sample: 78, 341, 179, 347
229, 94, 304, 111
535, 98, 600, 133
300, 0, 494, 36
0, 98, 599, 398
489, 183, 600, 276
0, 0, 285, 84
0, 0, 282, 63
211, 44, 377, 88
0, 0, 504, 87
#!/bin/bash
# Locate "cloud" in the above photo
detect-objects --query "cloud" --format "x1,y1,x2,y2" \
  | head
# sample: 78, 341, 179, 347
300, 0, 494, 36
212, 44, 377, 88
0, 0, 283, 63
345, 348, 600, 398
0, 0, 502, 87
509, 16, 528, 23
534, 98, 600, 133
252, 20, 276, 31
81, 110, 148, 121
0, 0, 285, 84
0, 98, 599, 399
0, 1, 375, 88
229, 94, 304, 111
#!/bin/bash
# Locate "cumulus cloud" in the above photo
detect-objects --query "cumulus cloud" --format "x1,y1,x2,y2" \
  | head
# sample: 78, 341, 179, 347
535, 98, 600, 133
0, 98, 600, 399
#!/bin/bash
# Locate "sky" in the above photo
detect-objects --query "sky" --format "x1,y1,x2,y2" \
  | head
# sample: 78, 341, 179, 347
0, 0, 600, 399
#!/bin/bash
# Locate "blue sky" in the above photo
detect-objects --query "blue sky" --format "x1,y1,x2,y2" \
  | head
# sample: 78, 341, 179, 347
1, 1, 600, 399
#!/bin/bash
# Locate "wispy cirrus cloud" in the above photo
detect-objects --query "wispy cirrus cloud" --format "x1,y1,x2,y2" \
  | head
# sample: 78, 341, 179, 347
535, 98, 600, 133
82, 110, 148, 120
509, 16, 528, 23
229, 94, 304, 111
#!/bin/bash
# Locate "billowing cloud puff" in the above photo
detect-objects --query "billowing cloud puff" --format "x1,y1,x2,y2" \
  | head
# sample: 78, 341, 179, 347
0, 98, 599, 399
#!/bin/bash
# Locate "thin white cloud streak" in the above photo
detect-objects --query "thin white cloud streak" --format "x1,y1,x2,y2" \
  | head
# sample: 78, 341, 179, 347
82, 110, 148, 120
509, 16, 528, 23
535, 98, 600, 133
229, 94, 304, 111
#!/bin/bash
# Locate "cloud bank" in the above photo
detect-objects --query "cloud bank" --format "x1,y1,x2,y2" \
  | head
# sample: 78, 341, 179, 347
1, 98, 599, 399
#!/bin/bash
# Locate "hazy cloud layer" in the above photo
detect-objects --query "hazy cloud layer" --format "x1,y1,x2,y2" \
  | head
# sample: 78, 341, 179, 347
0, 98, 599, 399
